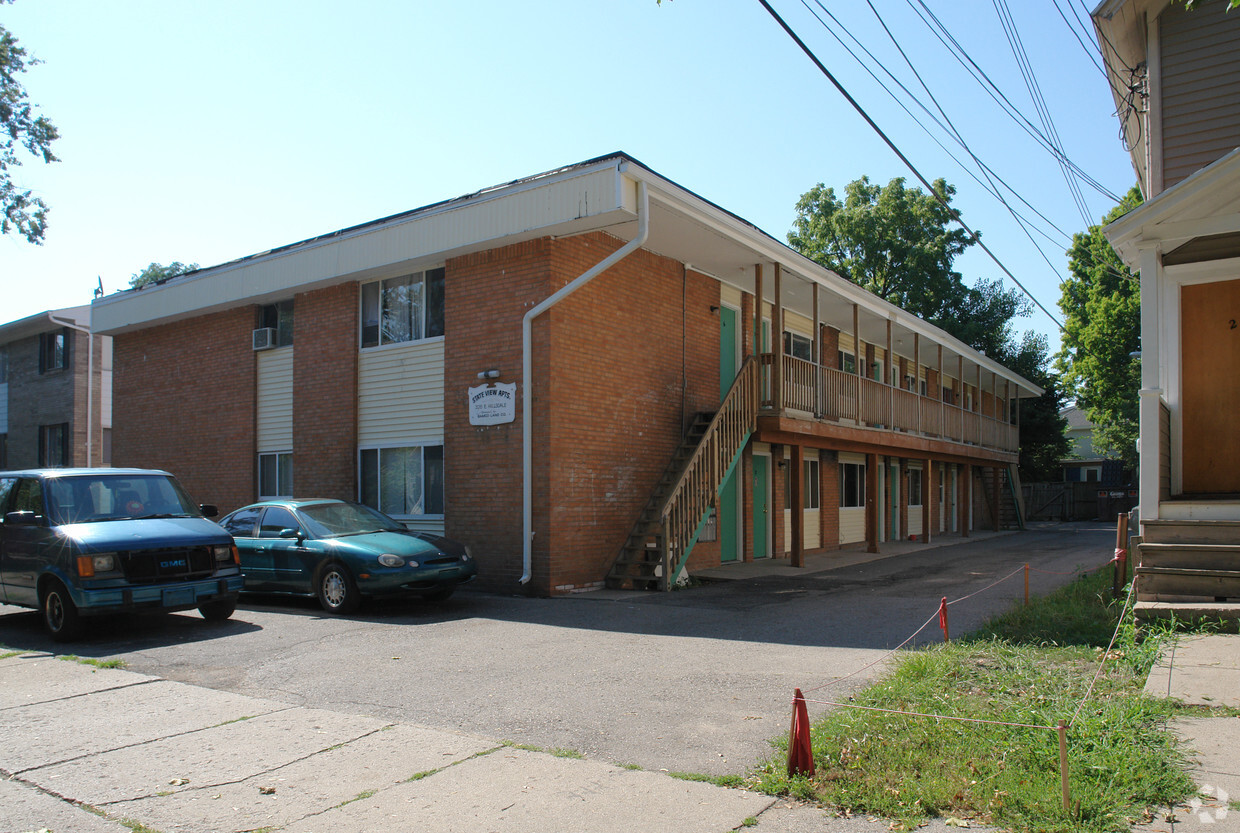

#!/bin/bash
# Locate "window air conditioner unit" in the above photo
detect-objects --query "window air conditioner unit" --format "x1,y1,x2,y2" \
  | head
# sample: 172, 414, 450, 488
252, 328, 277, 351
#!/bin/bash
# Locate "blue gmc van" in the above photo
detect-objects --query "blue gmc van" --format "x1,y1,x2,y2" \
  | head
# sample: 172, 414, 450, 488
0, 468, 243, 641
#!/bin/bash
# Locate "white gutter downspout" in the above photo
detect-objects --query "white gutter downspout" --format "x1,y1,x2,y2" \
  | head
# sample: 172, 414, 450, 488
520, 179, 649, 585
48, 314, 94, 467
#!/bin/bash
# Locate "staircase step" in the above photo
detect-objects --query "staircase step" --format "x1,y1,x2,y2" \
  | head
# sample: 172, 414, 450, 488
1135, 600, 1240, 622
1141, 519, 1240, 545
1134, 566, 1240, 600
1136, 543, 1240, 571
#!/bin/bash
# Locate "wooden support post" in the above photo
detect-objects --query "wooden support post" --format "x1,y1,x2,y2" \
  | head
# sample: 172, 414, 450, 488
1113, 512, 1129, 599
992, 466, 1001, 532
853, 304, 861, 379
866, 452, 879, 554
1057, 720, 1071, 811
791, 444, 804, 567
753, 264, 763, 359
922, 457, 932, 543
812, 283, 821, 416
773, 262, 783, 412
961, 463, 972, 537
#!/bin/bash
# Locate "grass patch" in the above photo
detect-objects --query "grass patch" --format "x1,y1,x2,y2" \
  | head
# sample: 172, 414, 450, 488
57, 655, 126, 670
0, 650, 19, 660
667, 771, 745, 788
750, 568, 1205, 832
500, 740, 584, 759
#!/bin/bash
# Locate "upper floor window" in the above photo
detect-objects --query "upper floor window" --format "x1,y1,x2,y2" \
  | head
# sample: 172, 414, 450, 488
782, 331, 813, 362
259, 300, 294, 347
838, 350, 856, 374
360, 268, 445, 349
39, 329, 69, 373
0, 346, 8, 383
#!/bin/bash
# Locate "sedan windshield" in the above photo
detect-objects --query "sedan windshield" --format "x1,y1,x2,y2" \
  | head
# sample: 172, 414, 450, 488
297, 502, 408, 539
45, 475, 200, 525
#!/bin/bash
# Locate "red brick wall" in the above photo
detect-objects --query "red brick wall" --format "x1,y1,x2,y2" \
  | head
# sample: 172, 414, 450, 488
292, 284, 358, 500
444, 239, 553, 592
111, 307, 256, 512
541, 234, 720, 593
820, 450, 839, 548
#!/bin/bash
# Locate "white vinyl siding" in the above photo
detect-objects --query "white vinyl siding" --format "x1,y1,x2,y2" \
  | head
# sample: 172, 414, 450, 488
256, 347, 294, 450
908, 506, 923, 535
1159, 2, 1240, 190
838, 451, 866, 545
720, 284, 743, 309
358, 340, 444, 446
783, 452, 821, 551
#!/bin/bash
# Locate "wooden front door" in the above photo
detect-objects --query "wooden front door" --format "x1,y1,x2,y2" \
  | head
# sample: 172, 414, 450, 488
1181, 278, 1240, 493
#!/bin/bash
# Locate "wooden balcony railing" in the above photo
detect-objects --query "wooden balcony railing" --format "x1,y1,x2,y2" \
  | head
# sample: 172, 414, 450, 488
767, 354, 1019, 453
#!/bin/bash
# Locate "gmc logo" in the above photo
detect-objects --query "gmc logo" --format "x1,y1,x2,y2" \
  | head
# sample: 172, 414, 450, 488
161, 559, 187, 570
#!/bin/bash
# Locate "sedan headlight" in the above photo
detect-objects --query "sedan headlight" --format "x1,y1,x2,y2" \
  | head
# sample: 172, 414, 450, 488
377, 553, 405, 568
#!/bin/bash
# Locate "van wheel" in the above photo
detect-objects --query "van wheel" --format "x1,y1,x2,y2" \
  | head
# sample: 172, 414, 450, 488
42, 582, 83, 642
198, 599, 236, 621
317, 563, 360, 614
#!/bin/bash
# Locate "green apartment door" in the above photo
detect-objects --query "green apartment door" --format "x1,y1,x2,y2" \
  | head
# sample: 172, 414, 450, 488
718, 305, 741, 562
753, 455, 770, 559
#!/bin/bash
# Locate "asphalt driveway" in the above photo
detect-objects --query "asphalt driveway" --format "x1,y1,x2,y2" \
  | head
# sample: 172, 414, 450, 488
0, 522, 1116, 778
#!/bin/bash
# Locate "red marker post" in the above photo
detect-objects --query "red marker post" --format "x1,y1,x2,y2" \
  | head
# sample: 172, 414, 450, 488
938, 596, 949, 642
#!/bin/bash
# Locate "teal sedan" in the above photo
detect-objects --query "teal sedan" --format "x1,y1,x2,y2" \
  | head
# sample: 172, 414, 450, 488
218, 499, 475, 613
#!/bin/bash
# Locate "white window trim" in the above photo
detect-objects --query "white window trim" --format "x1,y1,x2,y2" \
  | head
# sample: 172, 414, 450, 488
357, 441, 445, 519
257, 450, 293, 499
359, 268, 446, 351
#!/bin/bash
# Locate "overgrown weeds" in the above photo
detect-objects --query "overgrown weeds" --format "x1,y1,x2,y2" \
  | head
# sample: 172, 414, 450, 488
749, 567, 1210, 832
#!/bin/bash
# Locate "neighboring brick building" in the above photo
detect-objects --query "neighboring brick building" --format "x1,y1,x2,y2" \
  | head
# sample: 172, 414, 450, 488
91, 154, 1040, 596
0, 306, 112, 470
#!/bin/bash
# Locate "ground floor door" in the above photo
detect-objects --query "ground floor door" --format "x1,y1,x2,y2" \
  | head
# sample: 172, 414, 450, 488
1181, 277, 1240, 493
753, 454, 770, 559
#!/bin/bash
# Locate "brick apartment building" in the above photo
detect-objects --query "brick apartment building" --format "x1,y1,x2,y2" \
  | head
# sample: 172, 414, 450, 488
91, 154, 1040, 596
0, 306, 112, 470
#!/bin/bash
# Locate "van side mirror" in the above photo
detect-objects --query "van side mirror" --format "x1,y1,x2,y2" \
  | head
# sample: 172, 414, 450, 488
199, 504, 219, 518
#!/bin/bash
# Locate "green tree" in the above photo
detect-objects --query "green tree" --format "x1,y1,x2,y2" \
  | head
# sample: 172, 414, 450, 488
788, 175, 1068, 481
130, 261, 199, 289
787, 176, 973, 321
1056, 186, 1143, 473
1, 3, 60, 243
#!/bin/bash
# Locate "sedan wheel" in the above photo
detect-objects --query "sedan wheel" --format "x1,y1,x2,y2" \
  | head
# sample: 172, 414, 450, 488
317, 563, 360, 614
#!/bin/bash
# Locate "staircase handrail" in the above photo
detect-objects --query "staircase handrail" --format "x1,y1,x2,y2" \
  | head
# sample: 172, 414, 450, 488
656, 356, 759, 584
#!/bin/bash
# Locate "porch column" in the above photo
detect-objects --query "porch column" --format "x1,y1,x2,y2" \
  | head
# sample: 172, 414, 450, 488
773, 262, 784, 412
923, 457, 933, 543
812, 283, 821, 417
852, 304, 861, 379
961, 463, 972, 538
886, 319, 894, 427
1138, 245, 1162, 521
866, 452, 879, 553
991, 465, 1001, 531
753, 264, 763, 359
914, 333, 922, 433
790, 444, 804, 567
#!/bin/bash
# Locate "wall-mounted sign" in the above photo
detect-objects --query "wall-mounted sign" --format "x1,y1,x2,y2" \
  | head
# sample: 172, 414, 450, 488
468, 382, 517, 426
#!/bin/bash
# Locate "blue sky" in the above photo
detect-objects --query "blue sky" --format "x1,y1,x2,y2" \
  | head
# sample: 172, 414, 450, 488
1, 0, 1134, 352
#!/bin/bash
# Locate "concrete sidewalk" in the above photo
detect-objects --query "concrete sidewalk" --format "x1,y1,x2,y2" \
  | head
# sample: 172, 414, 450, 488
1, 651, 994, 833
1142, 633, 1240, 832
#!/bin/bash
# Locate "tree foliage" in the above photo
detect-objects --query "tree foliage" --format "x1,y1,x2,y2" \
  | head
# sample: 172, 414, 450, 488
788, 176, 973, 321
1056, 186, 1143, 473
788, 174, 1068, 482
1, 3, 59, 244
129, 261, 199, 289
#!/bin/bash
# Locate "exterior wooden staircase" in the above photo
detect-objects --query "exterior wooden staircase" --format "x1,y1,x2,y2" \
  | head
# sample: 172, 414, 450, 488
1133, 519, 1240, 622
605, 356, 759, 591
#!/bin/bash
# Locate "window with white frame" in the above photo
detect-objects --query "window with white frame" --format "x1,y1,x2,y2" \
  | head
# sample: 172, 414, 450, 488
908, 468, 923, 507
839, 461, 866, 508
258, 451, 293, 498
359, 444, 444, 517
783, 331, 813, 361
360, 268, 445, 348
838, 349, 856, 374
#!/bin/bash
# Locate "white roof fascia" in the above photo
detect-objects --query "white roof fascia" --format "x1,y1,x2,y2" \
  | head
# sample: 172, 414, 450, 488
1104, 147, 1240, 267
92, 157, 635, 335
628, 165, 1044, 397
0, 305, 90, 344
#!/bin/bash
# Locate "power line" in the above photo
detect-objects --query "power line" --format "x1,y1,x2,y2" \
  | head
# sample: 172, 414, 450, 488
755, 0, 1065, 330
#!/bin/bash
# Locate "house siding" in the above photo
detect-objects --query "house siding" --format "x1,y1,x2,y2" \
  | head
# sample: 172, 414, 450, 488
1159, 0, 1240, 190
256, 346, 294, 451
357, 340, 444, 446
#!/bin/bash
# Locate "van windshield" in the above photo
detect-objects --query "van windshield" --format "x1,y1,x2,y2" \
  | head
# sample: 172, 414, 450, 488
44, 474, 201, 525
